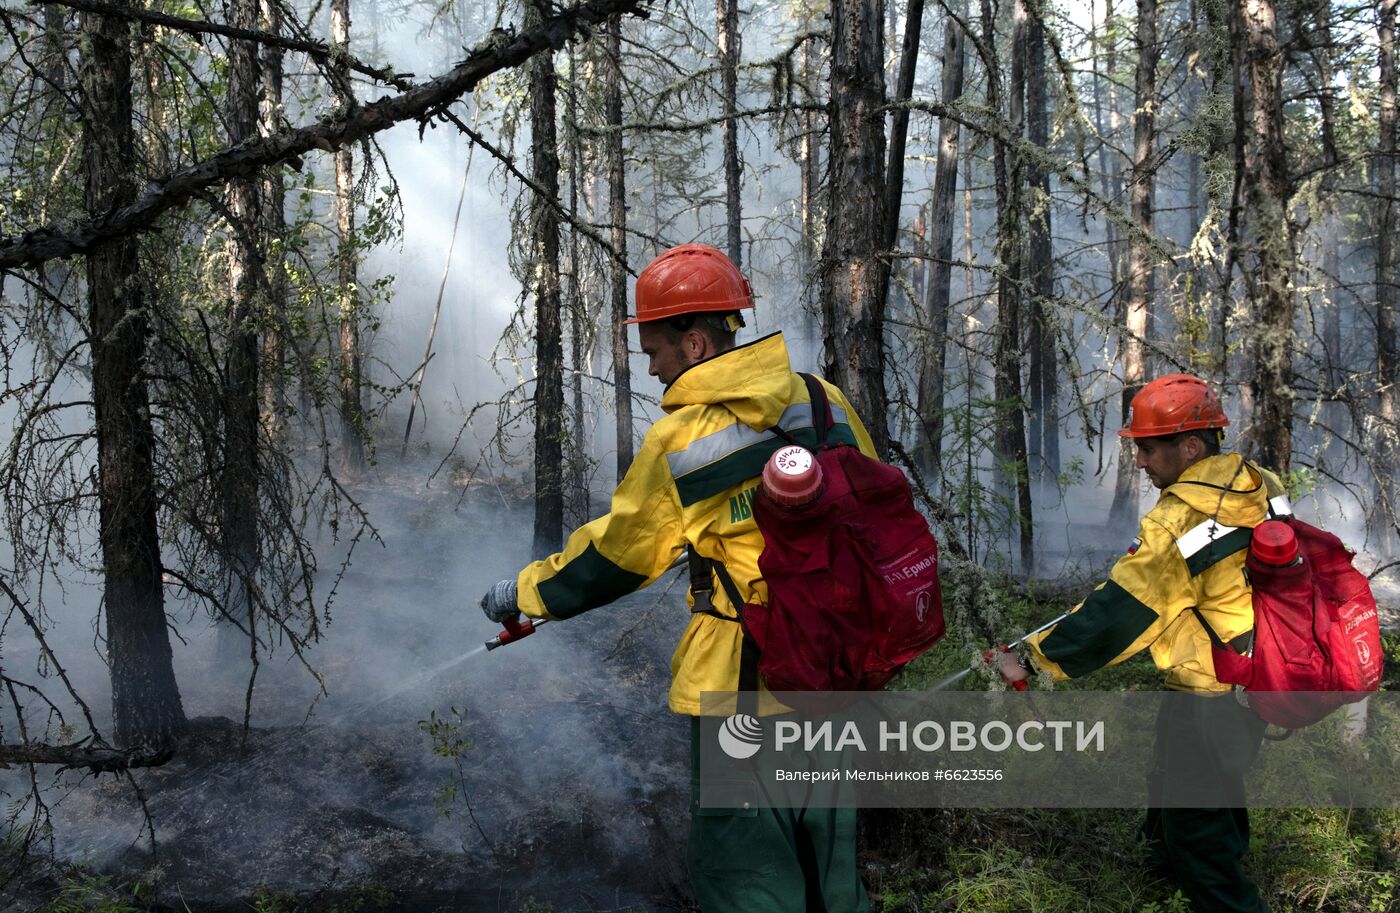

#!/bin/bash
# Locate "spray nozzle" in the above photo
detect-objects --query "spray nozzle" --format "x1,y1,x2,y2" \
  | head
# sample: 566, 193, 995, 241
485, 615, 549, 651
984, 645, 1030, 691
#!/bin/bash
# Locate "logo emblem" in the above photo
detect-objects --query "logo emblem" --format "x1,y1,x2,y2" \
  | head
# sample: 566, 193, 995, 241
915, 589, 931, 623
1356, 638, 1372, 668
717, 713, 764, 760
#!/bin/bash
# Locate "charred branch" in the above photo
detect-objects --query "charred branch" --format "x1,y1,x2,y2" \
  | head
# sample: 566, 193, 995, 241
0, 741, 172, 772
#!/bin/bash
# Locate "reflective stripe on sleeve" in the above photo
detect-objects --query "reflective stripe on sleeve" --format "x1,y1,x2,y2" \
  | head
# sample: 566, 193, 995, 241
1175, 518, 1253, 577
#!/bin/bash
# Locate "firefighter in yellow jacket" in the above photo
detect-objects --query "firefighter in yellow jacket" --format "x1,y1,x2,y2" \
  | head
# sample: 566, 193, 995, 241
480, 243, 874, 913
1000, 374, 1281, 913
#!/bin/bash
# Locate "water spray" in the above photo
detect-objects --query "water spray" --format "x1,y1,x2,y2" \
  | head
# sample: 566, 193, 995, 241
932, 612, 1070, 691
485, 614, 549, 651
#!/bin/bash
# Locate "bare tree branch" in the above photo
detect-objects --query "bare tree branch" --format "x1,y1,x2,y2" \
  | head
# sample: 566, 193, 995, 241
0, 0, 648, 271
30, 0, 415, 91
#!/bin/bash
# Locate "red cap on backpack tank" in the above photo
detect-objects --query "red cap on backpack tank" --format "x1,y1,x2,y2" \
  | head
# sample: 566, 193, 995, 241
1250, 520, 1300, 567
763, 446, 824, 507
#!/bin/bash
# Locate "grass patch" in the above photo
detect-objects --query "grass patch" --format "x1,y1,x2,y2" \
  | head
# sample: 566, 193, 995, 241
863, 806, 1399, 913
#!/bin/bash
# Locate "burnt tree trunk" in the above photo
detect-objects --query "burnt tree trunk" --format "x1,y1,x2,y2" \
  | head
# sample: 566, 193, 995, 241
1376, 0, 1398, 541
528, 0, 564, 557
915, 13, 965, 477
717, 0, 741, 266
605, 15, 633, 481
80, 1, 186, 748
1025, 1, 1057, 479
1109, 0, 1159, 531
820, 0, 891, 458
1237, 0, 1294, 471
332, 0, 365, 470
988, 0, 1034, 571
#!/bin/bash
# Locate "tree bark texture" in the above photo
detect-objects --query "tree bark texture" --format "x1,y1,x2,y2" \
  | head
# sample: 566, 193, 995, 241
1093, 0, 1124, 344
222, 0, 262, 636
800, 22, 821, 360
717, 0, 741, 266
987, 0, 1034, 571
260, 0, 288, 432
1099, 0, 1135, 503
566, 43, 590, 525
1376, 0, 1398, 537
878, 0, 925, 309
332, 0, 365, 470
80, 2, 186, 748
915, 14, 965, 477
1109, 0, 1159, 530
1312, 2, 1341, 396
820, 0, 892, 458
528, 0, 564, 558
605, 15, 634, 481
1025, 1, 1057, 478
1237, 0, 1294, 471
41, 4, 66, 91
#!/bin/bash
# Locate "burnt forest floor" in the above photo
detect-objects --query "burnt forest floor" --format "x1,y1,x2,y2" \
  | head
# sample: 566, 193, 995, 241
4, 467, 1400, 913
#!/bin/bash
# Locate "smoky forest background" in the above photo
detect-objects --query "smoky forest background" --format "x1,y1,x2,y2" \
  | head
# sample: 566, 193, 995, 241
0, 0, 1398, 910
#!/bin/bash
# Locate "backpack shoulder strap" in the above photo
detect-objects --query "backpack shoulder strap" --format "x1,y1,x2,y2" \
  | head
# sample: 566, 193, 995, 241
797, 372, 832, 447
687, 545, 738, 622
1189, 605, 1231, 652
709, 558, 760, 709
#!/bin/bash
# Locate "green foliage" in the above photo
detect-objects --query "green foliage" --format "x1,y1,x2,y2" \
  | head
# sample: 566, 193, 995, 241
934, 386, 1036, 569
419, 706, 472, 759
1136, 894, 1192, 913
1382, 632, 1400, 692
38, 872, 152, 913
866, 806, 1400, 913
418, 707, 474, 818
1280, 466, 1317, 499
1248, 808, 1399, 913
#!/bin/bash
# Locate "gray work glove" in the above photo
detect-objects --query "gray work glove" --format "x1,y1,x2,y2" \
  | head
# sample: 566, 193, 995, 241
480, 578, 520, 624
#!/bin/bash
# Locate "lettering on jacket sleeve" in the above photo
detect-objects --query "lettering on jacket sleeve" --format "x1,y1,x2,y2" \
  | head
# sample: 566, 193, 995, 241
728, 484, 759, 524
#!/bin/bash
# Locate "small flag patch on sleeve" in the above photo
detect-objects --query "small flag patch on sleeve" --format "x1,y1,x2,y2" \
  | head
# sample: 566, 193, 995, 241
1127, 537, 1142, 555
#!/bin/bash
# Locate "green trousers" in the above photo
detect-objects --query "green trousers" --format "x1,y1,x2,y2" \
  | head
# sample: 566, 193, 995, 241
1142, 693, 1270, 913
688, 718, 870, 913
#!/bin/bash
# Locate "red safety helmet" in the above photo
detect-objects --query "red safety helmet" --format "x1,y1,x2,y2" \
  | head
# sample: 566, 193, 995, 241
625, 243, 754, 324
1119, 374, 1229, 438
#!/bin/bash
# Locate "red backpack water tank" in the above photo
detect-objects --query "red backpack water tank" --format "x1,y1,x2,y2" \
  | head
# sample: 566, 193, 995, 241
737, 374, 945, 692
1205, 517, 1384, 729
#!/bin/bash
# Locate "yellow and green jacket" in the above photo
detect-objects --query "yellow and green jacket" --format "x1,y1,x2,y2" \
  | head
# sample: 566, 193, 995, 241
516, 332, 877, 714
1025, 454, 1287, 693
